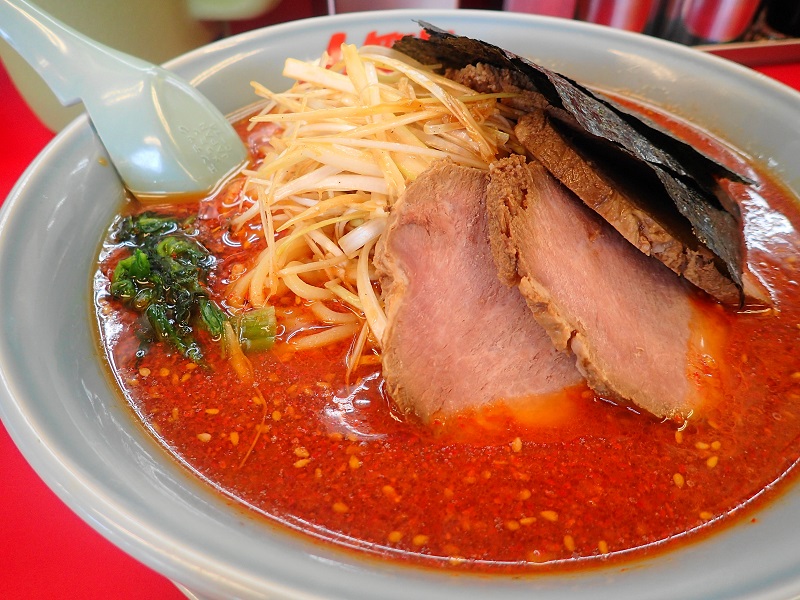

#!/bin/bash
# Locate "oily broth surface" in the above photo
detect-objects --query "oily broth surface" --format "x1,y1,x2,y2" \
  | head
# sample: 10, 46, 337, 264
93, 103, 800, 572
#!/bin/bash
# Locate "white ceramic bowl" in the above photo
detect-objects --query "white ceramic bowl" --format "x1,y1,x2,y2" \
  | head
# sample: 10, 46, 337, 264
2, 10, 800, 600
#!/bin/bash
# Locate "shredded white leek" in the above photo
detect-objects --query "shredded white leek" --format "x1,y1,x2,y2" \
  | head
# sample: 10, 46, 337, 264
226, 42, 518, 356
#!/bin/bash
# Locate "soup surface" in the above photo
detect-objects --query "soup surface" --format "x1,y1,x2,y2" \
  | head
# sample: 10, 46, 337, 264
94, 85, 800, 573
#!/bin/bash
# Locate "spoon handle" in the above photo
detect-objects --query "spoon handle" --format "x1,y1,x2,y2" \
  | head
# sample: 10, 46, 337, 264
0, 0, 148, 106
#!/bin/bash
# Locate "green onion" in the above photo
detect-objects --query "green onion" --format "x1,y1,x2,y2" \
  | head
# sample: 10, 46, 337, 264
232, 306, 277, 352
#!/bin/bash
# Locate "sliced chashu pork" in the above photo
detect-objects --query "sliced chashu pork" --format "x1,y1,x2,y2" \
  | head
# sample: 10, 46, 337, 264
375, 161, 582, 424
488, 155, 724, 420
447, 62, 747, 305
514, 110, 743, 305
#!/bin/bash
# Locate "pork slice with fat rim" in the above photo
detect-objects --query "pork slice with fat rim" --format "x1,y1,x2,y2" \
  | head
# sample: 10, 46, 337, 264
374, 161, 583, 424
487, 155, 725, 420
514, 110, 743, 305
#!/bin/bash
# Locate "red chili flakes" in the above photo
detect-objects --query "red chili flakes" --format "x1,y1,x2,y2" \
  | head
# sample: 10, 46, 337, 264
382, 485, 401, 502
99, 179, 800, 573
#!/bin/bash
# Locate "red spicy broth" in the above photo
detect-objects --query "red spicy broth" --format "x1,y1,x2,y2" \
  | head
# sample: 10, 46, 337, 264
94, 103, 800, 573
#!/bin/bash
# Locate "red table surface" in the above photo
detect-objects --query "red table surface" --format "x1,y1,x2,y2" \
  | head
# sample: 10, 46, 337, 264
2, 18, 800, 598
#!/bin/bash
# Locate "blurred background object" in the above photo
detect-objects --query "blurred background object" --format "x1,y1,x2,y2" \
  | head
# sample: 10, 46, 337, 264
329, 0, 458, 13
762, 0, 800, 37
505, 0, 773, 44
502, 0, 576, 18
191, 0, 279, 19
575, 0, 660, 33
657, 0, 762, 44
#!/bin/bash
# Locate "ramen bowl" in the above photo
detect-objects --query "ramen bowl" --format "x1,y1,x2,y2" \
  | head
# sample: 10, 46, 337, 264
1, 10, 800, 600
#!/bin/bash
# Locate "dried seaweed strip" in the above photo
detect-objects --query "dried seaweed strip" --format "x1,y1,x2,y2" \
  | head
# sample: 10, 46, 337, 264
652, 165, 743, 290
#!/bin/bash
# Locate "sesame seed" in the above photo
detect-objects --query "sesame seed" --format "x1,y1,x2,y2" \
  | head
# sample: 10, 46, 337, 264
540, 510, 559, 522
673, 473, 685, 488
511, 437, 522, 453
711, 441, 721, 450
139, 367, 151, 377
314, 468, 322, 478
294, 459, 311, 468
700, 511, 713, 521
443, 544, 459, 556
706, 455, 719, 468
387, 531, 403, 543
159, 368, 170, 377
230, 432, 240, 446
564, 535, 576, 552
505, 520, 521, 531
518, 489, 532, 501
294, 446, 310, 458
185, 363, 198, 371
180, 373, 191, 383
791, 372, 800, 381
519, 517, 536, 526
332, 502, 349, 513
674, 430, 683, 444
252, 395, 263, 405
695, 441, 710, 450
349, 455, 362, 469
272, 410, 282, 421
412, 534, 429, 547
598, 540, 609, 554
205, 408, 220, 415
197, 433, 212, 442
481, 470, 492, 479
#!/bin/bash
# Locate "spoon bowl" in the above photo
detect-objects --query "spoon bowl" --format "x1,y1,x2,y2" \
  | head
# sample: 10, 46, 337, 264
0, 0, 248, 197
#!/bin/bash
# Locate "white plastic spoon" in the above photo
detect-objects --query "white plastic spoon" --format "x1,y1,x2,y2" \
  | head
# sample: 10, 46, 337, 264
0, 0, 248, 199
